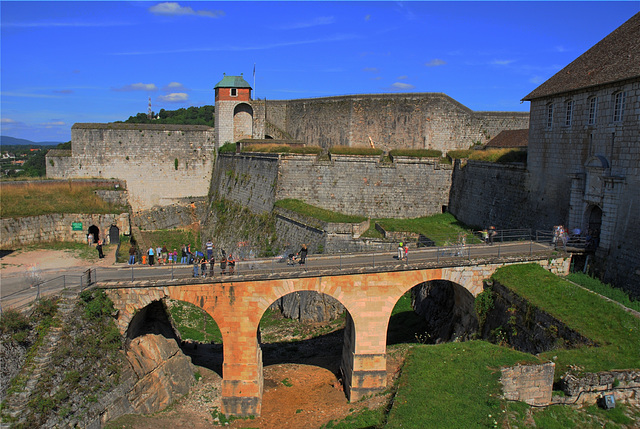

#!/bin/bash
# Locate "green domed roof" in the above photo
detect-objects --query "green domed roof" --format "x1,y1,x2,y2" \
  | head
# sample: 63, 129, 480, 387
214, 74, 252, 89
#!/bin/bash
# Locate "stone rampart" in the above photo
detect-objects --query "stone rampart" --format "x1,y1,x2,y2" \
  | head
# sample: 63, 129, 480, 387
448, 160, 534, 229
264, 93, 529, 153
0, 213, 130, 247
46, 124, 216, 211
134, 199, 208, 231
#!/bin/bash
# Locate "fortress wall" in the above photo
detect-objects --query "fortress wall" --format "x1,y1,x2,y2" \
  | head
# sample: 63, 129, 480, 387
212, 153, 452, 219
275, 94, 528, 152
264, 100, 289, 137
448, 160, 534, 229
1, 213, 130, 247
275, 154, 453, 219
211, 153, 280, 214
46, 124, 216, 211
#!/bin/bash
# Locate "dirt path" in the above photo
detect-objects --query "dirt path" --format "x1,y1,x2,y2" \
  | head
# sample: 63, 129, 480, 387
107, 352, 405, 429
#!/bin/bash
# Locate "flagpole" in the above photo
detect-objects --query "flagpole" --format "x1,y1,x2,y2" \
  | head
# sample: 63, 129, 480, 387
253, 63, 256, 100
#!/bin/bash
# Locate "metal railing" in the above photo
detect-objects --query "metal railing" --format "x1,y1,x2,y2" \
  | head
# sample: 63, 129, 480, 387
2, 229, 574, 309
0, 268, 96, 314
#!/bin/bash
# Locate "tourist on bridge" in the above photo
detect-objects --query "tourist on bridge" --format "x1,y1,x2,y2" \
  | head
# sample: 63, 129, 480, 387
193, 257, 199, 277
481, 229, 489, 244
96, 240, 105, 259
206, 239, 215, 261
147, 247, 155, 266
201, 258, 208, 277
209, 257, 215, 277
489, 226, 497, 245
397, 242, 404, 260
299, 244, 308, 265
181, 244, 188, 264
228, 253, 236, 274
128, 244, 136, 265
220, 251, 227, 275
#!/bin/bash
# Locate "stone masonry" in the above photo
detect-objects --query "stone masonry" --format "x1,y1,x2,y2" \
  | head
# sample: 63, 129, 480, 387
102, 257, 569, 417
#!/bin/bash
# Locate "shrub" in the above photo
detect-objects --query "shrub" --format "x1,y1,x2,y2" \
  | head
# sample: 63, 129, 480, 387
218, 142, 236, 153
389, 148, 442, 158
329, 146, 383, 156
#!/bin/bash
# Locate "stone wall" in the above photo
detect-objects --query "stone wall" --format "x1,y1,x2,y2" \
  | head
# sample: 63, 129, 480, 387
46, 124, 216, 211
500, 363, 555, 406
264, 93, 529, 153
0, 213, 130, 248
134, 199, 208, 231
211, 153, 280, 214
527, 79, 640, 297
448, 160, 534, 229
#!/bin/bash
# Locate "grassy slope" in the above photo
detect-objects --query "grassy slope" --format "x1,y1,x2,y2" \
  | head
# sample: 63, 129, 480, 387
492, 264, 640, 375
0, 182, 127, 218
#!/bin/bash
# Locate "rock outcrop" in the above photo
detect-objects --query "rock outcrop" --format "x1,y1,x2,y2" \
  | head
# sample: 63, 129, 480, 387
270, 291, 344, 322
100, 334, 195, 424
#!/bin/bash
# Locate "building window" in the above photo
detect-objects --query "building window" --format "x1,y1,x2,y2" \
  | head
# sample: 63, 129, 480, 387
588, 96, 598, 125
613, 91, 625, 122
565, 100, 573, 126
546, 103, 554, 128
230, 88, 237, 97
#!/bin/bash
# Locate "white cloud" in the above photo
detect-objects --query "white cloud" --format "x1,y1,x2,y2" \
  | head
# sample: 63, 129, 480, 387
149, 2, 224, 18
42, 121, 66, 127
389, 82, 415, 91
162, 82, 188, 92
397, 75, 408, 80
112, 83, 158, 92
363, 67, 379, 73
425, 59, 446, 67
2, 118, 19, 124
491, 59, 515, 66
365, 14, 371, 21
158, 93, 189, 103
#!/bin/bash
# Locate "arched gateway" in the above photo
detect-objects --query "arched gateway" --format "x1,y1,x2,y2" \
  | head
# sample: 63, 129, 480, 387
103, 258, 569, 417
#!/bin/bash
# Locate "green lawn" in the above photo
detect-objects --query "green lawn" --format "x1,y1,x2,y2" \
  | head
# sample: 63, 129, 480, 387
0, 181, 127, 218
275, 199, 367, 224
492, 264, 640, 375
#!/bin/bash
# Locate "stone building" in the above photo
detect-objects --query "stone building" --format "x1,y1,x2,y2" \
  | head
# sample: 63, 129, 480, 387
212, 74, 529, 153
522, 12, 640, 294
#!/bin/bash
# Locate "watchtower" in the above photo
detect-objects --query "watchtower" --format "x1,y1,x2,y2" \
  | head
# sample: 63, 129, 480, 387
214, 73, 254, 147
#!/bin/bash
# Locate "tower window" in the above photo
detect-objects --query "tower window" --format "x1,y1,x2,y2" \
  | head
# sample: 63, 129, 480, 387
565, 100, 573, 126
230, 88, 237, 97
613, 91, 625, 122
588, 96, 598, 125
546, 103, 554, 129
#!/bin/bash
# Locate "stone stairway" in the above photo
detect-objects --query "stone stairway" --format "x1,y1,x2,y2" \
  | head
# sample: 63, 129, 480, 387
2, 288, 79, 423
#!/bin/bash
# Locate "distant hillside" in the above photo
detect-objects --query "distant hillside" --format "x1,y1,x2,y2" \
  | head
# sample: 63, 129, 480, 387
1, 136, 63, 146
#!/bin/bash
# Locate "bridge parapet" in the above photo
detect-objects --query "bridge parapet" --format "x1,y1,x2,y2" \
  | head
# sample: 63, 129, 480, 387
102, 255, 570, 417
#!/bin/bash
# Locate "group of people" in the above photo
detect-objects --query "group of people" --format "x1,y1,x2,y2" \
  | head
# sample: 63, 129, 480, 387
286, 244, 308, 266
125, 239, 241, 276
480, 226, 498, 245
397, 242, 409, 261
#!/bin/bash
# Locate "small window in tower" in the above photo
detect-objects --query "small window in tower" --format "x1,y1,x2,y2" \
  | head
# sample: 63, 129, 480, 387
230, 88, 237, 97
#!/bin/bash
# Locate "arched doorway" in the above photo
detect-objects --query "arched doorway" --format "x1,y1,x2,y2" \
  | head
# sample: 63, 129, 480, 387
109, 225, 120, 244
586, 205, 602, 250
87, 225, 99, 244
233, 103, 253, 141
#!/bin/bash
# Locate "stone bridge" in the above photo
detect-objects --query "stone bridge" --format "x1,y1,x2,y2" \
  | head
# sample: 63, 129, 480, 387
101, 255, 570, 416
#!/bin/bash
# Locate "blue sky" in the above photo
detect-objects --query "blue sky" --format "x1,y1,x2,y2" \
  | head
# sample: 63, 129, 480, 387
1, 1, 638, 143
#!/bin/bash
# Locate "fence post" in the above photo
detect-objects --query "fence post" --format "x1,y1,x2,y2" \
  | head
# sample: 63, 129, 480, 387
171, 265, 174, 280
131, 266, 134, 282
340, 254, 342, 270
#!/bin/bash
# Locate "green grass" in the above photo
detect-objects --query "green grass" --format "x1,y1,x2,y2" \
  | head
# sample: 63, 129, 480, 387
0, 181, 128, 218
275, 199, 367, 224
502, 402, 637, 428
492, 264, 640, 376
389, 149, 442, 158
363, 212, 480, 245
241, 144, 322, 154
386, 341, 540, 428
322, 407, 386, 428
329, 147, 383, 156
166, 299, 222, 343
566, 272, 640, 312
218, 142, 236, 153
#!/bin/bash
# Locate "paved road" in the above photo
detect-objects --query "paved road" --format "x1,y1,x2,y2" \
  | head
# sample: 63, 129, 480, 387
1, 240, 556, 310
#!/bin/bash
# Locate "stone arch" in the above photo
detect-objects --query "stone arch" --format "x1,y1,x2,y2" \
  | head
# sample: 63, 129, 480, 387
87, 225, 99, 243
126, 299, 178, 342
233, 103, 253, 141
